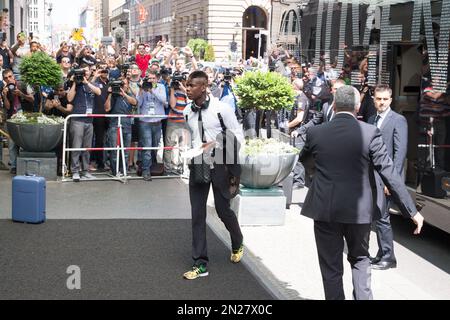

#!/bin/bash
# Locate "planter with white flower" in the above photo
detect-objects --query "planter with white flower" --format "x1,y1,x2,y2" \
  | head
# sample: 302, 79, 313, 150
234, 71, 299, 189
6, 52, 64, 178
6, 52, 64, 153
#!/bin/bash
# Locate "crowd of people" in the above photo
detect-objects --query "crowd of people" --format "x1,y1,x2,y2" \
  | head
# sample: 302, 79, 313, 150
0, 34, 249, 180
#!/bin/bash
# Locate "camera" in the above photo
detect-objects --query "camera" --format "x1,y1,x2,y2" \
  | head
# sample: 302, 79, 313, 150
160, 65, 172, 76
67, 68, 85, 84
119, 63, 131, 75
110, 80, 124, 96
223, 68, 235, 83
141, 77, 156, 91
7, 83, 16, 91
170, 72, 187, 89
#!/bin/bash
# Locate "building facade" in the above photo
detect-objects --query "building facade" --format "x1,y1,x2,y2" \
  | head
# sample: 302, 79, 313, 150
27, 0, 52, 48
172, 0, 272, 61
0, 0, 29, 45
110, 0, 272, 60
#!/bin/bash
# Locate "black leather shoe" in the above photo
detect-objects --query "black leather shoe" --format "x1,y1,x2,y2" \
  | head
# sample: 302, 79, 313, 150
371, 260, 397, 270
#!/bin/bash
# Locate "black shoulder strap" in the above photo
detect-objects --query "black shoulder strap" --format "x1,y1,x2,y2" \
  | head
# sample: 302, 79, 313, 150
217, 112, 226, 132
217, 112, 239, 165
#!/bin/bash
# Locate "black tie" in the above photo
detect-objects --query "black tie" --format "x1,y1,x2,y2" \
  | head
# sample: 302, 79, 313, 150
374, 115, 381, 127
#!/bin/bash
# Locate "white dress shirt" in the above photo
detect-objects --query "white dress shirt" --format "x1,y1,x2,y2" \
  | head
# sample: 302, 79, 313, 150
183, 96, 244, 150
375, 107, 391, 128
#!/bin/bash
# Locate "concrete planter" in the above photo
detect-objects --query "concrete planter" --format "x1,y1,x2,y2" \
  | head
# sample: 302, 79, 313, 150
6, 120, 64, 152
239, 153, 298, 189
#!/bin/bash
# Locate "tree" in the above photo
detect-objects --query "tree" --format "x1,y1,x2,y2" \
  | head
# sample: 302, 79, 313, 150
19, 52, 63, 113
234, 71, 295, 138
187, 38, 215, 61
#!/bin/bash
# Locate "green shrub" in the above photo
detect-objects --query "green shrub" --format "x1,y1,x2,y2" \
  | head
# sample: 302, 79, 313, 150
187, 38, 215, 61
204, 44, 215, 62
19, 52, 63, 88
234, 71, 295, 111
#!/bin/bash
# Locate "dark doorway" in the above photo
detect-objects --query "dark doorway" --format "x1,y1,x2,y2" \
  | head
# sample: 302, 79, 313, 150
244, 30, 267, 60
242, 6, 268, 60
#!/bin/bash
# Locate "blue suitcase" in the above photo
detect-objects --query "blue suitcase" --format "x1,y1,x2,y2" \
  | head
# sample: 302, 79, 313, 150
12, 160, 46, 224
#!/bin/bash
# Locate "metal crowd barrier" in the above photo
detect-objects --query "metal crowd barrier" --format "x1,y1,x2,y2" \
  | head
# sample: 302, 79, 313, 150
62, 114, 189, 183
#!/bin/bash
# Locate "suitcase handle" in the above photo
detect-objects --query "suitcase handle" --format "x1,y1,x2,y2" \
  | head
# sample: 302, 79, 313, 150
24, 159, 41, 176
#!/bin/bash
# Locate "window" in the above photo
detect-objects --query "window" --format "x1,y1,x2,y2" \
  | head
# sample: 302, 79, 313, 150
281, 10, 298, 35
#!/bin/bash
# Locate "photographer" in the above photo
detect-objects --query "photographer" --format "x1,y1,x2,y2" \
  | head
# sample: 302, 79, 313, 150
90, 65, 110, 171
66, 63, 101, 182
43, 85, 72, 176
137, 70, 167, 181
1, 69, 34, 174
43, 85, 72, 117
220, 69, 239, 113
163, 70, 189, 174
159, 66, 172, 143
104, 78, 137, 176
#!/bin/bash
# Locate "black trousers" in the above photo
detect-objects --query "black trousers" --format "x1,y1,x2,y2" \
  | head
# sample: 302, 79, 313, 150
314, 221, 372, 300
374, 197, 396, 262
92, 118, 108, 168
189, 179, 243, 267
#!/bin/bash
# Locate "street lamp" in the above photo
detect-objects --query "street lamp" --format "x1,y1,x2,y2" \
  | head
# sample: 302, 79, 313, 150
230, 23, 240, 61
232, 22, 240, 42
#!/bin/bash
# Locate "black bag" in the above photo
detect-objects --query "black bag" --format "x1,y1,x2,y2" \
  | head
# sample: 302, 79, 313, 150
217, 113, 241, 198
190, 155, 211, 184
150, 163, 165, 176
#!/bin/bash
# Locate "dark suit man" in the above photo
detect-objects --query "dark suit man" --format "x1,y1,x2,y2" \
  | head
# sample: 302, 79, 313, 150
292, 79, 346, 187
368, 85, 408, 270
182, 71, 244, 280
299, 85, 424, 300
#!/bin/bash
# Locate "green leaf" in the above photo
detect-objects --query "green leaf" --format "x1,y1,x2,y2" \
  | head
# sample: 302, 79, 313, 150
19, 52, 63, 88
234, 71, 295, 111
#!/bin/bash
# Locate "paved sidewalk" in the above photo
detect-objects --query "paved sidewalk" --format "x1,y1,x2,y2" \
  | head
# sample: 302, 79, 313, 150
1, 168, 449, 300
207, 187, 450, 300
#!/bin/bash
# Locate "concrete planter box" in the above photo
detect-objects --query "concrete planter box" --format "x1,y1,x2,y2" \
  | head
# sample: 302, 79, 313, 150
239, 153, 298, 189
6, 120, 63, 152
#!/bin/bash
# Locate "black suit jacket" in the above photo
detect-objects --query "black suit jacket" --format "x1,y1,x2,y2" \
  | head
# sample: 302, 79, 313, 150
299, 113, 416, 224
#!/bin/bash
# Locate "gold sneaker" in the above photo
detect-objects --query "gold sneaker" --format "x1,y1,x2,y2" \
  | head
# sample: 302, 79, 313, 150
183, 265, 208, 280
230, 244, 244, 263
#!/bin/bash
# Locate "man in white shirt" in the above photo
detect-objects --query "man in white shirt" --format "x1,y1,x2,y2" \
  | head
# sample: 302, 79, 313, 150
182, 70, 244, 280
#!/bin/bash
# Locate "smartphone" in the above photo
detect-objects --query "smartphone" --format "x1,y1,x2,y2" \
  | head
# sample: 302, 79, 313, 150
29, 32, 33, 40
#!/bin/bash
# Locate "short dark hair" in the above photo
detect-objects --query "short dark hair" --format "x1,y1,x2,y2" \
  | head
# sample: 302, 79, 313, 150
374, 84, 392, 96
188, 70, 208, 84
2, 68, 13, 79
